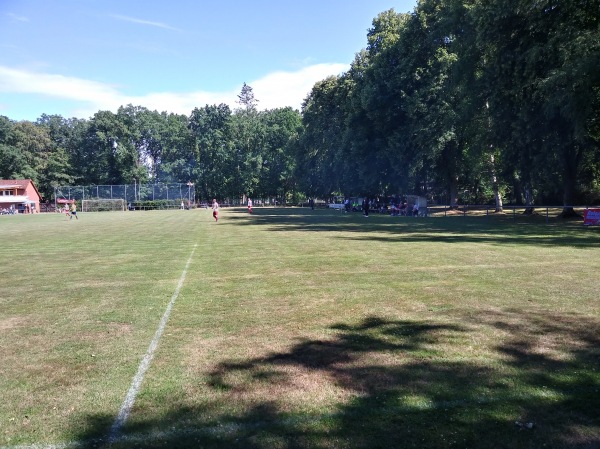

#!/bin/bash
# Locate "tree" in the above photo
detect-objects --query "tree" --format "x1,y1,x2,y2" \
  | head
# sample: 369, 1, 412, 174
79, 110, 130, 185
257, 107, 302, 201
237, 82, 259, 112
188, 104, 233, 200
355, 10, 411, 197
297, 75, 350, 198
0, 144, 36, 181
153, 112, 194, 185
4, 121, 54, 196
0, 117, 34, 180
35, 114, 76, 197
473, 0, 600, 215
115, 105, 157, 184
230, 84, 266, 200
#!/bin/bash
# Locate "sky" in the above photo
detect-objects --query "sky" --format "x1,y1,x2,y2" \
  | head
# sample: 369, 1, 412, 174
0, 0, 417, 122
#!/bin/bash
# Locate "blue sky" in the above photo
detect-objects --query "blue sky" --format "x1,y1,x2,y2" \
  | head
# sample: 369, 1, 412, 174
0, 0, 416, 121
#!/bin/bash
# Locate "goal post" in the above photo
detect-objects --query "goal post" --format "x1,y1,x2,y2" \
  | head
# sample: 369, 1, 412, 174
81, 198, 126, 212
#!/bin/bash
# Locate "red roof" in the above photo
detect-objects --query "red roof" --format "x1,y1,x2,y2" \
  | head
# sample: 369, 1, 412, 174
0, 179, 42, 199
0, 179, 29, 187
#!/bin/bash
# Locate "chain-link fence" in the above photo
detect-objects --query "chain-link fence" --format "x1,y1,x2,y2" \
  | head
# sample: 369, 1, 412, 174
54, 183, 196, 207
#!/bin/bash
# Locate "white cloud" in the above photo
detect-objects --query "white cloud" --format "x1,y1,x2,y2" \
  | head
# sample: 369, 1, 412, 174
109, 14, 181, 32
7, 12, 29, 22
252, 63, 348, 110
0, 65, 121, 104
0, 63, 349, 119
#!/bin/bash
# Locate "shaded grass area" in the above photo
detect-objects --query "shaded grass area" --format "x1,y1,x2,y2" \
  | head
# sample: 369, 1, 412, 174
1, 208, 599, 448
83, 313, 600, 449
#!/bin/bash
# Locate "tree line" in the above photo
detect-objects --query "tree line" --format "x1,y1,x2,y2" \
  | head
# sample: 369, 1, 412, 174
0, 83, 302, 204
1, 0, 598, 213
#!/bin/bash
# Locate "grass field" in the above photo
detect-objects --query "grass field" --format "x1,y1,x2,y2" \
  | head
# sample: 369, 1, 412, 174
1, 208, 599, 449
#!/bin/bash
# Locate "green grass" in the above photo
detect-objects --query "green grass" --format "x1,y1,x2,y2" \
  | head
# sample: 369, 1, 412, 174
0, 208, 599, 448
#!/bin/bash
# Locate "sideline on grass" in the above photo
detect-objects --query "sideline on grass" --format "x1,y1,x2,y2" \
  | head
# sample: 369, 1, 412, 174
109, 243, 198, 442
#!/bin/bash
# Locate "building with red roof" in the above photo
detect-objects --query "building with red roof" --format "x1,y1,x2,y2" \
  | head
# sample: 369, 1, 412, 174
0, 179, 41, 214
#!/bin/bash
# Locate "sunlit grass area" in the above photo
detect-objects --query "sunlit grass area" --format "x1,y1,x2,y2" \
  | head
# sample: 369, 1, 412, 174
1, 208, 599, 448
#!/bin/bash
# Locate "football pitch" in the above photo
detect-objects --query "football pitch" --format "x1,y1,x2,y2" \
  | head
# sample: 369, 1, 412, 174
1, 208, 599, 449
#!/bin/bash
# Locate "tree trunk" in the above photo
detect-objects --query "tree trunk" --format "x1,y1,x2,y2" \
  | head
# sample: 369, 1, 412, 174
449, 175, 459, 209
523, 184, 535, 215
489, 153, 503, 212
485, 101, 503, 213
559, 144, 581, 218
560, 173, 578, 218
513, 179, 523, 206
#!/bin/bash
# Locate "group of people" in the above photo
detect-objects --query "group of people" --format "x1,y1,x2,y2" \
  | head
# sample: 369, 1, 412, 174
1, 204, 34, 214
343, 198, 361, 213
210, 197, 253, 222
211, 196, 423, 222
63, 202, 78, 220
362, 198, 420, 217
390, 202, 419, 216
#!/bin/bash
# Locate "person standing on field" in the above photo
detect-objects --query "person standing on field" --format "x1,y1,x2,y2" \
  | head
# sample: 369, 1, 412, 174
247, 198, 253, 214
212, 198, 219, 222
70, 202, 78, 220
412, 202, 419, 217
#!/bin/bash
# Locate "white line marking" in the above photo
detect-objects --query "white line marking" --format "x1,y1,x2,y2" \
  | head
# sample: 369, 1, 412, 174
108, 244, 197, 441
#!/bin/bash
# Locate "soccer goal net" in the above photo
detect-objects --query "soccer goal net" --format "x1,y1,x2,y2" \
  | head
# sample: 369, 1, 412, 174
82, 198, 126, 212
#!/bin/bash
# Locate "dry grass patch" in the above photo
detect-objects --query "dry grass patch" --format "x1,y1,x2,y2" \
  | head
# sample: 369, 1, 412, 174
0, 315, 28, 331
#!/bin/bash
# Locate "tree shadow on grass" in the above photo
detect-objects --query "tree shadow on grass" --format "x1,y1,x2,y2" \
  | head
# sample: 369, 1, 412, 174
227, 208, 600, 248
70, 311, 600, 448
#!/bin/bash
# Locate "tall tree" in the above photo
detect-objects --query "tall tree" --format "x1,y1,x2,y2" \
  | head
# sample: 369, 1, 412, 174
79, 110, 131, 184
474, 0, 600, 214
115, 105, 156, 184
257, 107, 302, 201
35, 114, 76, 197
4, 121, 54, 196
0, 116, 33, 180
188, 104, 232, 200
230, 84, 265, 200
237, 82, 259, 112
297, 75, 349, 198
155, 112, 194, 184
